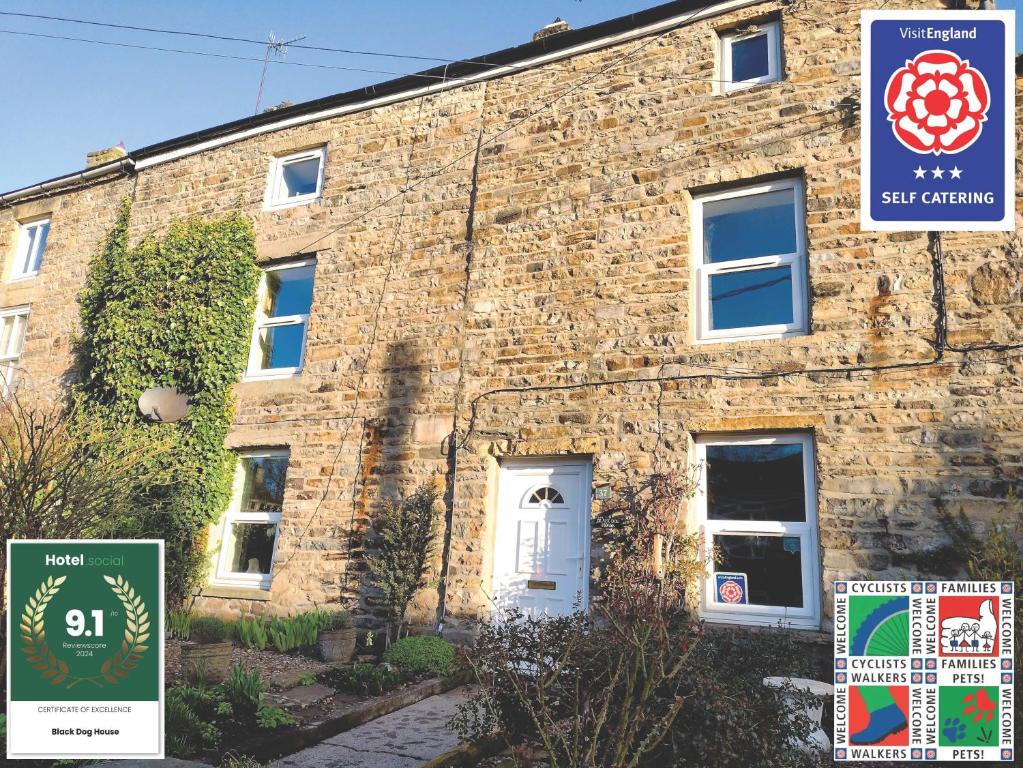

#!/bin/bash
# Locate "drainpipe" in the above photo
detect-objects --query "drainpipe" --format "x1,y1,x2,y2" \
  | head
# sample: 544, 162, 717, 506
0, 158, 136, 209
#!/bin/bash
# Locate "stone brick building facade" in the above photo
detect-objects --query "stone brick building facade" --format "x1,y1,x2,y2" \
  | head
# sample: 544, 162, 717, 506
1, 0, 1020, 641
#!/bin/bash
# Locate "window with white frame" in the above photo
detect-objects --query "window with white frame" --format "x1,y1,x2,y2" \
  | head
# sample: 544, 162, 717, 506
11, 218, 50, 280
264, 147, 325, 209
0, 306, 30, 397
693, 433, 820, 628
246, 259, 315, 379
214, 450, 289, 589
693, 178, 807, 341
720, 21, 782, 91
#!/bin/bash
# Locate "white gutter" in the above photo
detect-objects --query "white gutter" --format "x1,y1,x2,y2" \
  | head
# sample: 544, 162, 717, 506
134, 0, 763, 170
0, 158, 136, 208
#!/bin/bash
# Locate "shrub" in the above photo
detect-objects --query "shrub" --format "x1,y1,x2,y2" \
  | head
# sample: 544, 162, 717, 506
455, 472, 707, 768
323, 610, 353, 631
190, 616, 229, 644
333, 662, 402, 696
167, 610, 193, 640
165, 667, 295, 759
367, 481, 441, 642
383, 635, 457, 679
166, 685, 222, 757
655, 629, 823, 768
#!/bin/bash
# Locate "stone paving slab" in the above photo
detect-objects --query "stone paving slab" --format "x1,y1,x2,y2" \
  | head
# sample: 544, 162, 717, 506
268, 681, 336, 707
280, 685, 470, 768
91, 760, 210, 768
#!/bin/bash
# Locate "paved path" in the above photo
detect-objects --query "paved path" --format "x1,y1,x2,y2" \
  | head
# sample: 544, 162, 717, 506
280, 686, 470, 768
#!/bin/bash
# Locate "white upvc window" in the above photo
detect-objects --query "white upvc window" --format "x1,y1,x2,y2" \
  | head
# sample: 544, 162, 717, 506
693, 433, 820, 629
692, 178, 807, 342
0, 306, 30, 397
720, 20, 782, 92
11, 218, 50, 280
245, 258, 316, 380
213, 449, 289, 589
264, 146, 325, 209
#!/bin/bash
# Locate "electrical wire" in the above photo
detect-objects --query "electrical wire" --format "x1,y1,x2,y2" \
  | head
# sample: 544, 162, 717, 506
0, 8, 858, 89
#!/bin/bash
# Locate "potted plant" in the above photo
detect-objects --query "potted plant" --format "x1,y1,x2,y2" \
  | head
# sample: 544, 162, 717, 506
317, 610, 357, 663
180, 616, 232, 683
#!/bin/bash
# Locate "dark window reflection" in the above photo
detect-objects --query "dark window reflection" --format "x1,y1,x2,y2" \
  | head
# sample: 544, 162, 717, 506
706, 443, 805, 522
702, 190, 796, 264
715, 534, 803, 608
239, 456, 288, 514
731, 34, 770, 81
227, 522, 278, 575
709, 266, 793, 330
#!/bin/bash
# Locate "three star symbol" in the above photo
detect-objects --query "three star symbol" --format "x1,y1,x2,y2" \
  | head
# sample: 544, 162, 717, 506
913, 165, 962, 180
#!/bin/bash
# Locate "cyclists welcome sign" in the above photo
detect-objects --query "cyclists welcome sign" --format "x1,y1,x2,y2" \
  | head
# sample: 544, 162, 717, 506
834, 581, 1014, 762
6, 540, 164, 760
860, 10, 1015, 231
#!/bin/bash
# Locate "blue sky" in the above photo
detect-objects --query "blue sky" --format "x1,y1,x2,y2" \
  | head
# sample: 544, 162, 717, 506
1, 1, 1019, 192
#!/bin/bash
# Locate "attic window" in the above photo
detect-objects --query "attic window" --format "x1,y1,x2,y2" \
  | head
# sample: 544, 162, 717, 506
720, 21, 782, 91
265, 147, 325, 209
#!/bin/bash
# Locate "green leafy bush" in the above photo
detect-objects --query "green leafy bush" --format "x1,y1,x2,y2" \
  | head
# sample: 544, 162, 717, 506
367, 482, 441, 641
167, 610, 193, 640
383, 635, 457, 679
190, 616, 229, 644
333, 662, 402, 696
75, 201, 261, 605
166, 685, 222, 757
165, 666, 295, 759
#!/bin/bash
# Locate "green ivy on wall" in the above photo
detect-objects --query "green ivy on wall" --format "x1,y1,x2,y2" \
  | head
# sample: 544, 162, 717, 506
76, 200, 261, 604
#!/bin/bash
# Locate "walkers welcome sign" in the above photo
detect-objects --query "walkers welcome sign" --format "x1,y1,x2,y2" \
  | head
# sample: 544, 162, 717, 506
861, 10, 1015, 231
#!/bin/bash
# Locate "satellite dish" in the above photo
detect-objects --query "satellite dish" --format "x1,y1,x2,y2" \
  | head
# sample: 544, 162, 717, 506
138, 386, 190, 423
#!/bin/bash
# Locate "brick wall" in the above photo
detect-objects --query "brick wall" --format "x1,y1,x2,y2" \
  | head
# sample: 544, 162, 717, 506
1, 0, 1019, 638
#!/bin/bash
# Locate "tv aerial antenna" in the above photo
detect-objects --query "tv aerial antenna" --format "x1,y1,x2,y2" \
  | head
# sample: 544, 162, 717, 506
255, 31, 306, 114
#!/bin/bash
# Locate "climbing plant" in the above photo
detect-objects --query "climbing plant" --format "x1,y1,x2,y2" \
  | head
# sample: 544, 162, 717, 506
76, 200, 260, 604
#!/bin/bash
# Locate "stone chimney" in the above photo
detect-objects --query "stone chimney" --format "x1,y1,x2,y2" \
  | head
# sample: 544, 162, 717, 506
533, 17, 571, 42
86, 143, 127, 168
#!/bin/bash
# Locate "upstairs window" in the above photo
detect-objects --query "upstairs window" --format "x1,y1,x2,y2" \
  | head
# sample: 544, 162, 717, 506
692, 178, 807, 341
0, 306, 30, 397
264, 147, 325, 209
214, 450, 289, 589
12, 218, 50, 280
246, 259, 315, 379
694, 433, 820, 629
721, 21, 782, 91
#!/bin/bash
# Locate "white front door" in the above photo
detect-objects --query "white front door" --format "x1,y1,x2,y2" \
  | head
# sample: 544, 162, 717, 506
492, 459, 591, 618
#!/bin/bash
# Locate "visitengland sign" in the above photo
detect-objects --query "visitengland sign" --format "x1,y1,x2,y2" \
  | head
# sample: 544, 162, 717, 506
860, 10, 1015, 231
834, 581, 1015, 762
5, 540, 164, 760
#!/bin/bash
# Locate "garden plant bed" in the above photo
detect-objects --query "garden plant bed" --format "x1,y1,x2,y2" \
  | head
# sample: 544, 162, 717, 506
166, 638, 331, 689
207, 675, 466, 764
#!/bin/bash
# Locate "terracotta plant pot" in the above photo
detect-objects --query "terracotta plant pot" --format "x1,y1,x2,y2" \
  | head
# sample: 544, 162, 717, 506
180, 640, 233, 683
318, 628, 358, 662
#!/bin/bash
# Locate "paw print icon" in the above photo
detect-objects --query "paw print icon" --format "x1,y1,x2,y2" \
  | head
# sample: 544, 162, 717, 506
943, 717, 966, 743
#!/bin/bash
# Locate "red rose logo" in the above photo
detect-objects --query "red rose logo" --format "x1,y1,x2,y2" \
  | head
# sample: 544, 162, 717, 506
884, 50, 990, 155
719, 579, 744, 604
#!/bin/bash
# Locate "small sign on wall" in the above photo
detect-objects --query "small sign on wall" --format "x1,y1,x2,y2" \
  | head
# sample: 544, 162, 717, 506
860, 10, 1015, 231
714, 572, 749, 605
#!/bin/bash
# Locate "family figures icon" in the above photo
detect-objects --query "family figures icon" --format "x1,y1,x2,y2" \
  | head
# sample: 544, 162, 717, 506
940, 599, 997, 654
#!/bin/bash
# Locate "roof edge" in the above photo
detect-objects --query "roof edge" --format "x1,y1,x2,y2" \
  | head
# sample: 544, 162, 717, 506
1, 0, 760, 202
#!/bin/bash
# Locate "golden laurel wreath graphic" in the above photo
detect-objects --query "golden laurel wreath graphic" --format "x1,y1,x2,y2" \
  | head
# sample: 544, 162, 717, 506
19, 575, 70, 686
19, 573, 150, 689
100, 574, 151, 685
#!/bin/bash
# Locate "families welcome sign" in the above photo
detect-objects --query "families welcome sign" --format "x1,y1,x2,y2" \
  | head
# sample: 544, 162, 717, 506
860, 10, 1015, 231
